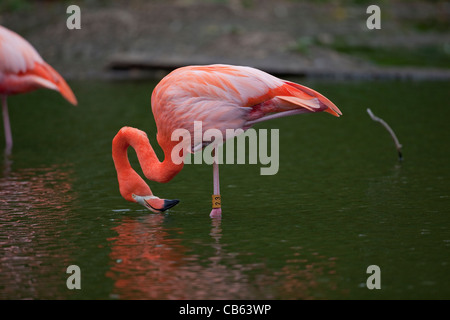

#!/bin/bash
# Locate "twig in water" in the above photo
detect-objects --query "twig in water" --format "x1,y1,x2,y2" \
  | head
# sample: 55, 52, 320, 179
367, 108, 403, 161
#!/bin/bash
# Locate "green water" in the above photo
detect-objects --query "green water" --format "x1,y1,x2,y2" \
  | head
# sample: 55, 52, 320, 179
0, 79, 449, 299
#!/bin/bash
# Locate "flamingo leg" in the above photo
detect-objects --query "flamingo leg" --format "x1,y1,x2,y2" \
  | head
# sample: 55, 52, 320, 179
210, 147, 222, 218
1, 95, 13, 154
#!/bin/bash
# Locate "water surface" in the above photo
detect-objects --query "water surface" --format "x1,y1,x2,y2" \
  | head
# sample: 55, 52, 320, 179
0, 79, 449, 299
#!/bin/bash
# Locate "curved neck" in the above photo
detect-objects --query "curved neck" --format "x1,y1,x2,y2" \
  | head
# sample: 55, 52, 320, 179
112, 126, 184, 201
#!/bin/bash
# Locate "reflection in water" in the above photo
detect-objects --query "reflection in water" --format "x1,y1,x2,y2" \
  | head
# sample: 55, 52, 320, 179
1, 154, 339, 300
367, 164, 403, 205
106, 214, 338, 300
0, 159, 76, 299
106, 214, 187, 299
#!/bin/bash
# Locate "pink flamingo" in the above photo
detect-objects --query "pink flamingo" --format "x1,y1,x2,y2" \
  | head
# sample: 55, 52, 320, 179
0, 25, 77, 153
112, 64, 341, 217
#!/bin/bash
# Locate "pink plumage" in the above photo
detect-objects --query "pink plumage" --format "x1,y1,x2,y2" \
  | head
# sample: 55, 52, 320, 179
112, 64, 342, 217
0, 25, 77, 152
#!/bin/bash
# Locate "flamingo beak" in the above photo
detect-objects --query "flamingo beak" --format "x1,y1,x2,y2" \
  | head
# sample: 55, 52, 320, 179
132, 194, 179, 213
162, 199, 180, 211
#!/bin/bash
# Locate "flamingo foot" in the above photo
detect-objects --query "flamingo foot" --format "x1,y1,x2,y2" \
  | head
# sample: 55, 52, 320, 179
210, 208, 222, 218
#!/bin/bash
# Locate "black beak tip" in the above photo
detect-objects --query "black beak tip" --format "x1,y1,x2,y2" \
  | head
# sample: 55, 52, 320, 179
162, 199, 180, 211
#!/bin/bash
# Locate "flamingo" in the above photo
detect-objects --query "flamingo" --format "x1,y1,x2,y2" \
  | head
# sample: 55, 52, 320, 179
0, 25, 77, 153
112, 64, 342, 218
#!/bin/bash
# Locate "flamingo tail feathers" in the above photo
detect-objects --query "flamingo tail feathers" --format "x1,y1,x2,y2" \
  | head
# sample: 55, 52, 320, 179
32, 62, 78, 106
281, 81, 341, 117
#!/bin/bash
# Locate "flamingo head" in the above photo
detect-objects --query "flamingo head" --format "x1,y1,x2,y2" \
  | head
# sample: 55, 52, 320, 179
132, 194, 179, 213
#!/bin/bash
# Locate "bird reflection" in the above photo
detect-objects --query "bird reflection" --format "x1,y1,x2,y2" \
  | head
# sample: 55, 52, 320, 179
106, 214, 188, 299
106, 213, 339, 300
0, 160, 74, 213
0, 158, 76, 299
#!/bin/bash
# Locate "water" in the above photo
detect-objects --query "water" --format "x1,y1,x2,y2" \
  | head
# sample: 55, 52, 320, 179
0, 78, 449, 299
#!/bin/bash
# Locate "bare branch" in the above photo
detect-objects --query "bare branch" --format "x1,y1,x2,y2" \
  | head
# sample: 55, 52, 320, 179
367, 108, 403, 161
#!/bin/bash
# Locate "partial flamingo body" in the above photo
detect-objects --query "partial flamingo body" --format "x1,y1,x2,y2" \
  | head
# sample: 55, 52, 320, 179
0, 25, 77, 153
112, 64, 341, 217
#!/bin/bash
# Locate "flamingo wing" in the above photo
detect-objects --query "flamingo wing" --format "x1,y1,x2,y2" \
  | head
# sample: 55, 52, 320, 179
0, 25, 77, 105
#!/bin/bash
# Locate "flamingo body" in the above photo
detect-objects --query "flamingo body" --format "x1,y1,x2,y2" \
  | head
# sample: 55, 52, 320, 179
0, 25, 77, 152
113, 64, 341, 216
152, 65, 340, 150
